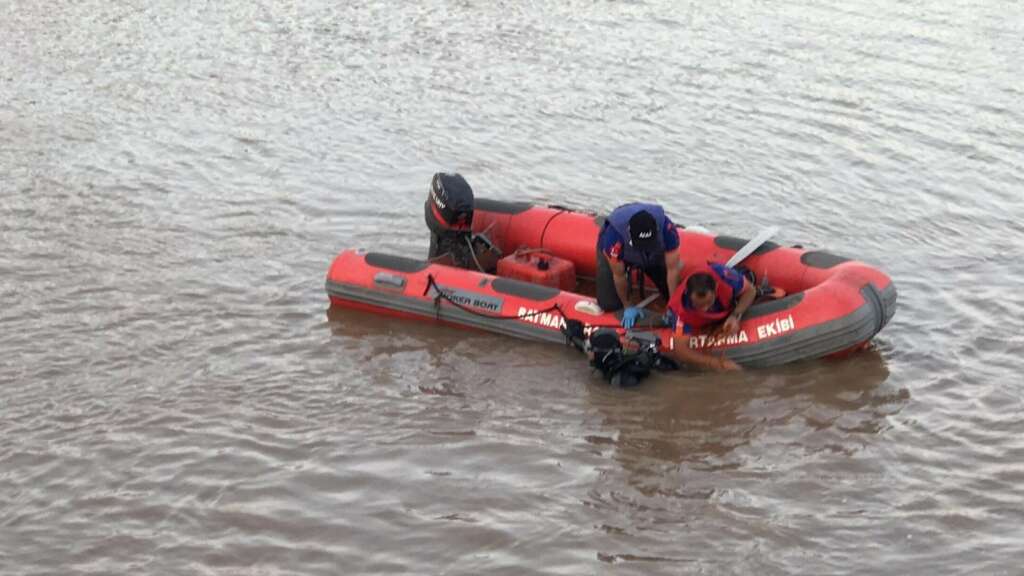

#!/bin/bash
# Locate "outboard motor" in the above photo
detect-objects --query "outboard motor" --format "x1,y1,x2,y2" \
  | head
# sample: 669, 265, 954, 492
425, 172, 499, 272
425, 172, 475, 236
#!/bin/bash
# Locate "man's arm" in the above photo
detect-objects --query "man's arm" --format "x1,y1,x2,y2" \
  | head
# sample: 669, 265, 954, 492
664, 248, 682, 297
720, 276, 756, 336
667, 342, 741, 372
608, 256, 630, 307
732, 277, 756, 318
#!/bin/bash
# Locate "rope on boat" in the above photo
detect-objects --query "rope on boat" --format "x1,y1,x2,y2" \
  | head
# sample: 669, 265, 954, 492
423, 274, 569, 322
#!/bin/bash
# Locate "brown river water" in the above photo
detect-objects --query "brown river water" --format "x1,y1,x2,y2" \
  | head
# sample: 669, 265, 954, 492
2, 0, 1023, 574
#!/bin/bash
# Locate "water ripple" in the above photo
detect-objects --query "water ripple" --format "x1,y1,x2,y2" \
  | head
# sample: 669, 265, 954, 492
4, 0, 1024, 574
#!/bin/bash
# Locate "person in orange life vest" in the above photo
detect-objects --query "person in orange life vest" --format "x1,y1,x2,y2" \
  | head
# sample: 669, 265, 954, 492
595, 203, 682, 324
663, 262, 757, 372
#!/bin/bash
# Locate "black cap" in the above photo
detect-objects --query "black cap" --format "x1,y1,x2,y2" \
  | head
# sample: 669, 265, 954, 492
628, 210, 659, 251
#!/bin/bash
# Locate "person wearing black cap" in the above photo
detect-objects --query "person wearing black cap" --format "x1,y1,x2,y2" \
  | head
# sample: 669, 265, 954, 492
596, 203, 682, 325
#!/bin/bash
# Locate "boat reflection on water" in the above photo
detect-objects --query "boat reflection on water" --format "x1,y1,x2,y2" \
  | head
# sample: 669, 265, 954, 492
327, 302, 905, 473
325, 302, 512, 361
582, 348, 905, 494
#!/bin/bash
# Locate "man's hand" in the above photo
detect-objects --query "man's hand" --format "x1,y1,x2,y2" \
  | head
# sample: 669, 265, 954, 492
713, 356, 742, 372
721, 314, 741, 337
621, 307, 646, 329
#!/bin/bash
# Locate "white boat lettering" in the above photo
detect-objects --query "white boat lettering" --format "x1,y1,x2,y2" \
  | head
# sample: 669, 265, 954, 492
757, 315, 796, 339
430, 188, 446, 210
436, 286, 503, 312
518, 307, 566, 329
518, 306, 598, 334
689, 330, 750, 349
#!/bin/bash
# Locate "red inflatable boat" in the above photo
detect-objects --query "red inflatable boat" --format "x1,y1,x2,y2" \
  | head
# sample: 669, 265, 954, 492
326, 199, 897, 368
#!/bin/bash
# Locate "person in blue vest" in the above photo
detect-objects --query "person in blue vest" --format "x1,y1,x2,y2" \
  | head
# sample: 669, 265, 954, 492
596, 203, 683, 323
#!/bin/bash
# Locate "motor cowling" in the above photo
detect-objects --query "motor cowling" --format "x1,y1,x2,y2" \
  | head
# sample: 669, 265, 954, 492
425, 172, 499, 271
425, 172, 474, 235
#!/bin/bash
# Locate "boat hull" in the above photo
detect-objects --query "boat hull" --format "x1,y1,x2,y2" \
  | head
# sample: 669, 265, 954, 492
326, 200, 897, 368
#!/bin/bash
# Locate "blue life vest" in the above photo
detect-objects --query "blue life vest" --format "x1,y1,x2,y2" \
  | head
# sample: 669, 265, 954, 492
603, 203, 667, 268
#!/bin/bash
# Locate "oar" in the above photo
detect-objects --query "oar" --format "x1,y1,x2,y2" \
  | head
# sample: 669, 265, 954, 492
726, 226, 779, 267
635, 292, 660, 309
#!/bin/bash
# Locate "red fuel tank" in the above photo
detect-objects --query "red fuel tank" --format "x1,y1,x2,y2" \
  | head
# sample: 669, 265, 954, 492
496, 250, 576, 291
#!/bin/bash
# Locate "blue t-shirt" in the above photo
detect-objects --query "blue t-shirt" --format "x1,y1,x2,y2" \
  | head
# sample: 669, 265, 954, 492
599, 215, 680, 262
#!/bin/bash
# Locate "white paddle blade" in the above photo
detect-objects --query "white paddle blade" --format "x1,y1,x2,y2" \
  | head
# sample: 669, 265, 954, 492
726, 226, 779, 268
